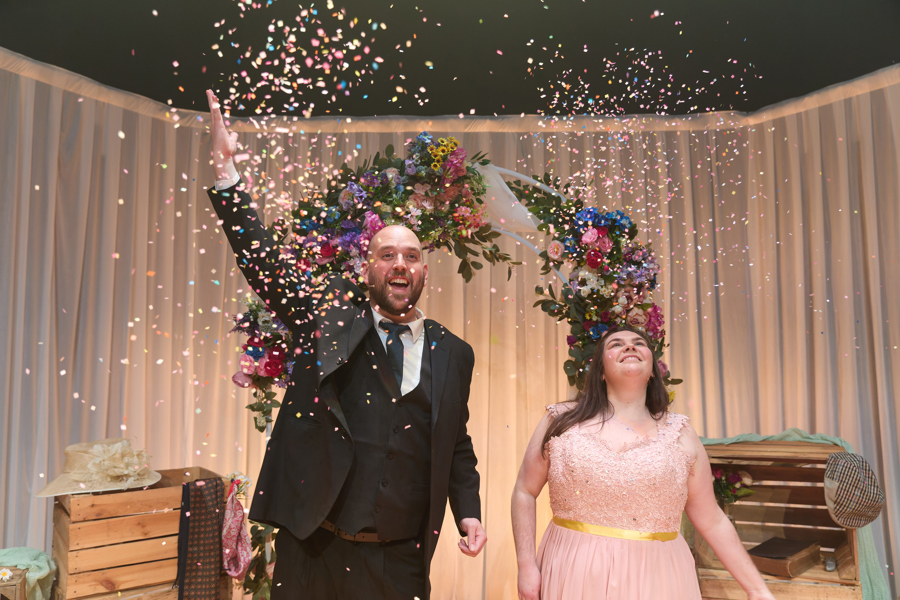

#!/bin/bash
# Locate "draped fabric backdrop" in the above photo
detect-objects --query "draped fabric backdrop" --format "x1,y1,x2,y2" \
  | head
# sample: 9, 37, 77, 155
1, 46, 898, 598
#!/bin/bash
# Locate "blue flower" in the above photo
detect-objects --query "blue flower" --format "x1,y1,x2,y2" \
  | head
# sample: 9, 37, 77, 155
574, 207, 600, 233
563, 236, 579, 254
325, 208, 341, 224
245, 346, 265, 360
589, 323, 608, 340
298, 218, 319, 232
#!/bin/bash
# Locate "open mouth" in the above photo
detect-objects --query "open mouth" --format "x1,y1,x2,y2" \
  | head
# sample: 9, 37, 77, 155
388, 276, 410, 293
621, 355, 642, 362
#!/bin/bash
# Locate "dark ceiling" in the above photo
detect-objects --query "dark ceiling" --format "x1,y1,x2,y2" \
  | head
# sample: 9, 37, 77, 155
1, 0, 899, 119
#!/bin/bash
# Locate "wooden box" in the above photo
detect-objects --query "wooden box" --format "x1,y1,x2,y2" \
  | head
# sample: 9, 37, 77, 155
51, 467, 233, 600
687, 441, 862, 600
0, 568, 27, 600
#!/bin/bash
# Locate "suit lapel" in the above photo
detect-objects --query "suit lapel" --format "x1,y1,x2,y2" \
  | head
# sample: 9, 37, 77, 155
310, 279, 369, 434
427, 320, 450, 432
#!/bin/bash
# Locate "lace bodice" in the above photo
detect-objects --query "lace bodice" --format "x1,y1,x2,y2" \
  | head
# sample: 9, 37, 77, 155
545, 405, 694, 533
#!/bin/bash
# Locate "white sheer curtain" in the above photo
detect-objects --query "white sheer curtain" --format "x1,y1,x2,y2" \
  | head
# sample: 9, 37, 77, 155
1, 45, 898, 598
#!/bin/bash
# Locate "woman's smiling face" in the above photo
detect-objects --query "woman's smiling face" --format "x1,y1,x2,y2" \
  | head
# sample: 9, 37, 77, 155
601, 330, 653, 383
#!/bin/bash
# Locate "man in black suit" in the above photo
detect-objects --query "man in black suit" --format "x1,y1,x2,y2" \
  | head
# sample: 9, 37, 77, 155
204, 90, 486, 599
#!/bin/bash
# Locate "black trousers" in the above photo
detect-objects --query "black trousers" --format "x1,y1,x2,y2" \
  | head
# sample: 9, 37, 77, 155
271, 527, 427, 600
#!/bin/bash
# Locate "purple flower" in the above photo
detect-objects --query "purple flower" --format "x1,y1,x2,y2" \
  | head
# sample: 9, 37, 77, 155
566, 335, 577, 347
405, 159, 417, 176
361, 172, 381, 188
347, 181, 367, 201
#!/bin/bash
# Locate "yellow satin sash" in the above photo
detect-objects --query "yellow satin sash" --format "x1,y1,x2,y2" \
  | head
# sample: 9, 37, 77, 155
552, 516, 678, 542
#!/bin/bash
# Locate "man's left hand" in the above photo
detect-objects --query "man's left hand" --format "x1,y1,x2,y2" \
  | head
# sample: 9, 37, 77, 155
458, 518, 487, 557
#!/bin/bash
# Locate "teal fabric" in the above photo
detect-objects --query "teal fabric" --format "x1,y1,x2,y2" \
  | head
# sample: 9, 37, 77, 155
700, 428, 890, 600
0, 547, 55, 600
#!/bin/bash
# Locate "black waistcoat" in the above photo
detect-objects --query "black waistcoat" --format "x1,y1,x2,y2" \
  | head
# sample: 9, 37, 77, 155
328, 324, 432, 540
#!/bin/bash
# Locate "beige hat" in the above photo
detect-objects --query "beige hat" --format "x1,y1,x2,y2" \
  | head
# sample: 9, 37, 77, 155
36, 438, 161, 497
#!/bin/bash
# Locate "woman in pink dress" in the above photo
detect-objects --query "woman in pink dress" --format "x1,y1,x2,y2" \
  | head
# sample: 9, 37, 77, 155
511, 326, 776, 600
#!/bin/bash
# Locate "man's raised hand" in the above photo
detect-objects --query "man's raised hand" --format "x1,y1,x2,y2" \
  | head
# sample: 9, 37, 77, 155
206, 89, 239, 181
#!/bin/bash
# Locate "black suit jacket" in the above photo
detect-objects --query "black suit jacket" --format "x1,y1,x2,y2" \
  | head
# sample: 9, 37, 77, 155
207, 182, 481, 571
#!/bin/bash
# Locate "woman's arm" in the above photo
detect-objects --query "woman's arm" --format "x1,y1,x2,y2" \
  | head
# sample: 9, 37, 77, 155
511, 411, 553, 600
682, 424, 776, 600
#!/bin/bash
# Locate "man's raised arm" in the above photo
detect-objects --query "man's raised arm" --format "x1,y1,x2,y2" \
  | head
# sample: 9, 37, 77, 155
205, 90, 306, 327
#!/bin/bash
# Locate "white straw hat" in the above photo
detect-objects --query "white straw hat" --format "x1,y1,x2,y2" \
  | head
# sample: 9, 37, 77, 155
36, 438, 161, 497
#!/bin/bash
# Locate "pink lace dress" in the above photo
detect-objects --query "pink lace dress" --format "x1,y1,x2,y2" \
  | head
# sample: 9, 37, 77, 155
536, 405, 701, 600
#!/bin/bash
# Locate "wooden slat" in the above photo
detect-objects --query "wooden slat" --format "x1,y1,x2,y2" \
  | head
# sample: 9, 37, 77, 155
68, 536, 178, 574
53, 503, 71, 550
729, 504, 837, 527
834, 542, 858, 581
735, 523, 848, 549
748, 484, 827, 506
699, 569, 862, 600
58, 494, 72, 517
705, 442, 843, 463
68, 511, 179, 550
710, 463, 827, 484
52, 521, 69, 592
65, 559, 177, 599
70, 582, 177, 600
64, 573, 232, 600
68, 487, 182, 522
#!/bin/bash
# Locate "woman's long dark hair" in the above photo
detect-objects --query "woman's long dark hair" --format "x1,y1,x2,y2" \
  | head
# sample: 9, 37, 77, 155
541, 325, 670, 454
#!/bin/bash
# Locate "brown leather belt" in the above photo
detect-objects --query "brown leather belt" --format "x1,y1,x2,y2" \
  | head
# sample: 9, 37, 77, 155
320, 520, 389, 543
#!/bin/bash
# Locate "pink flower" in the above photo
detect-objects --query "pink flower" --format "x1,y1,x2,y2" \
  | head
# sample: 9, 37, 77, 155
626, 307, 649, 328
443, 184, 461, 201
258, 354, 285, 378
597, 234, 614, 254
711, 467, 724, 479
240, 354, 257, 375
363, 210, 385, 234
441, 147, 468, 185
581, 228, 599, 247
315, 243, 335, 265
657, 360, 669, 378
232, 371, 253, 388
547, 240, 564, 261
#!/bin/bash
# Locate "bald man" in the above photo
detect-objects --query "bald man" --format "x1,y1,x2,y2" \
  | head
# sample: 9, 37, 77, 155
204, 91, 485, 599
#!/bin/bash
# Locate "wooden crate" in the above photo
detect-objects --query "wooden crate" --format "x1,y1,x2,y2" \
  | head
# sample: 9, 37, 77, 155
689, 441, 862, 600
0, 568, 27, 600
51, 467, 233, 600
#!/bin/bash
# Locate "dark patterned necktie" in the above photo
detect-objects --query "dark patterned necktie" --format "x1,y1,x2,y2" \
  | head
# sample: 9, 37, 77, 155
379, 320, 411, 386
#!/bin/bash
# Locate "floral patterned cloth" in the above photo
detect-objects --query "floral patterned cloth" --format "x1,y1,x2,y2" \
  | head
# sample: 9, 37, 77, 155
222, 488, 252, 580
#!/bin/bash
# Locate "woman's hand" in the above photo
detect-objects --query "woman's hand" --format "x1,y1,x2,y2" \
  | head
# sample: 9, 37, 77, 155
517, 560, 541, 600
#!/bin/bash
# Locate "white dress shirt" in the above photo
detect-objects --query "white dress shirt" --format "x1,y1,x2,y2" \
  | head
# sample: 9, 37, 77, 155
371, 307, 426, 396
214, 160, 241, 190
